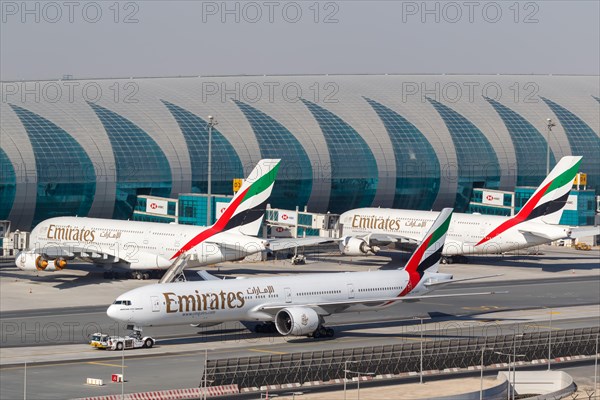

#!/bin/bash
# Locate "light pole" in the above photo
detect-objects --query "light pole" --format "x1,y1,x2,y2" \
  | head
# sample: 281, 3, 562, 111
343, 360, 357, 400
419, 317, 424, 384
546, 118, 555, 175
355, 371, 375, 400
512, 334, 524, 400
548, 308, 553, 371
495, 351, 525, 400
23, 362, 26, 400
121, 343, 125, 400
203, 348, 208, 400
594, 334, 599, 395
480, 346, 494, 400
206, 116, 218, 227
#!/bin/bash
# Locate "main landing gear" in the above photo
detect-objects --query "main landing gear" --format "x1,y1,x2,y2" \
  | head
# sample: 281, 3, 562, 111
102, 270, 164, 280
131, 271, 151, 280
253, 322, 335, 338
311, 326, 335, 338
254, 322, 277, 334
440, 255, 469, 264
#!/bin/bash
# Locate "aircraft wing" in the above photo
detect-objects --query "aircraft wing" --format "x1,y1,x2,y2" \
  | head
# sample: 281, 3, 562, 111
196, 270, 221, 281
38, 244, 121, 262
356, 232, 418, 245
266, 237, 336, 252
256, 291, 505, 315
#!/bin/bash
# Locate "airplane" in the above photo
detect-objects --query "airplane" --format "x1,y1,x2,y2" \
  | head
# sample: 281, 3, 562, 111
338, 156, 597, 263
107, 208, 501, 338
15, 159, 327, 279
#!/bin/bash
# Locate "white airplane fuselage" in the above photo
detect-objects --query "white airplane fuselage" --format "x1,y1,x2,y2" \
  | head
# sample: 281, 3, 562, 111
19, 216, 268, 271
107, 269, 429, 327
340, 208, 572, 255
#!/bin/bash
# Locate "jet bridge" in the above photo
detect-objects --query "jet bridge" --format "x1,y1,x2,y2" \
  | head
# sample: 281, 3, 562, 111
262, 206, 340, 240
0, 221, 29, 262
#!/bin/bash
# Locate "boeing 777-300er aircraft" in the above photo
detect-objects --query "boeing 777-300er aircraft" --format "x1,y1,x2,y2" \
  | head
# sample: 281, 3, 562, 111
16, 159, 327, 278
339, 156, 596, 262
107, 208, 500, 338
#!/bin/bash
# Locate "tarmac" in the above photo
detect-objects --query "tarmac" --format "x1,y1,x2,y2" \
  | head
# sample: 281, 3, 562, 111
0, 245, 598, 399
1, 245, 598, 311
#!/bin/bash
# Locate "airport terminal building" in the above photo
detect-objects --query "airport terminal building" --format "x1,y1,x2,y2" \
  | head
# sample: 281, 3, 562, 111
1, 74, 598, 230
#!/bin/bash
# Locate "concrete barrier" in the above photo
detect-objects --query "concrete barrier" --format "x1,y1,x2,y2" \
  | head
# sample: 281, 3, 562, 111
85, 378, 104, 386
497, 370, 576, 400
426, 374, 508, 400
75, 384, 239, 400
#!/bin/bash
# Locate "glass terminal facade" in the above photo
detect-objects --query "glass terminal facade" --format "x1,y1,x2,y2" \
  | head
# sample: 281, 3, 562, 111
0, 75, 597, 229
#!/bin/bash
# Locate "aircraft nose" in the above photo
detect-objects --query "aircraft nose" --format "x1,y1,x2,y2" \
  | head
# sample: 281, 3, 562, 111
15, 251, 25, 269
106, 305, 120, 320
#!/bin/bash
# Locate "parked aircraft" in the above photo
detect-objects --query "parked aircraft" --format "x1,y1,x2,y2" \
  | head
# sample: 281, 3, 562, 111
15, 159, 326, 278
107, 208, 500, 338
339, 156, 594, 262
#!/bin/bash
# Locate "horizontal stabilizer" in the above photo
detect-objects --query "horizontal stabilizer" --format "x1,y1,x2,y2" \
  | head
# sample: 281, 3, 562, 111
424, 274, 503, 287
517, 228, 559, 240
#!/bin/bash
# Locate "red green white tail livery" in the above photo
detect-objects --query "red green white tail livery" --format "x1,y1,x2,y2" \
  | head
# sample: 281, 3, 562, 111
476, 156, 581, 246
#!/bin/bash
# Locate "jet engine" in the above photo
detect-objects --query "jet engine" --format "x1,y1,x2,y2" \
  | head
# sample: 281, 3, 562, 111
54, 257, 68, 270
274, 307, 320, 336
15, 252, 52, 271
339, 236, 380, 256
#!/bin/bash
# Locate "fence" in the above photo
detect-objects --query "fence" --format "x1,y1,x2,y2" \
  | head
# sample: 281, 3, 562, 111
203, 326, 599, 389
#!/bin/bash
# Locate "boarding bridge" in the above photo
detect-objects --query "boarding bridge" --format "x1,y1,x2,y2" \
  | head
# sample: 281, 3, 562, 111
0, 221, 29, 262
263, 206, 340, 240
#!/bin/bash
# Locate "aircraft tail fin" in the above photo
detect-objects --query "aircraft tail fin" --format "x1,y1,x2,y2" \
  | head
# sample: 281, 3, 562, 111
402, 208, 453, 277
516, 156, 581, 225
214, 159, 281, 236
475, 156, 581, 247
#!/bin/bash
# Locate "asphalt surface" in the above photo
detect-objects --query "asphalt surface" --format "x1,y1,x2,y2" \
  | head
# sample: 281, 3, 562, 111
1, 313, 598, 400
1, 276, 599, 399
1, 246, 598, 399
1, 276, 598, 348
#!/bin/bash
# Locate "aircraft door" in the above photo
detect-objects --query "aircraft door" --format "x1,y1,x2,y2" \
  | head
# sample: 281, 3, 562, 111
347, 283, 355, 299
151, 296, 160, 312
284, 287, 292, 303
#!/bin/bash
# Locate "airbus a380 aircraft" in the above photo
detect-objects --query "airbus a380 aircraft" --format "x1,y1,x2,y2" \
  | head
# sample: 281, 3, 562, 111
107, 208, 500, 338
339, 156, 594, 262
15, 159, 325, 277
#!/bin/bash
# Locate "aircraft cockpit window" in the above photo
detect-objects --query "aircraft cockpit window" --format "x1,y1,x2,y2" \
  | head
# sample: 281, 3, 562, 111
113, 300, 132, 306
